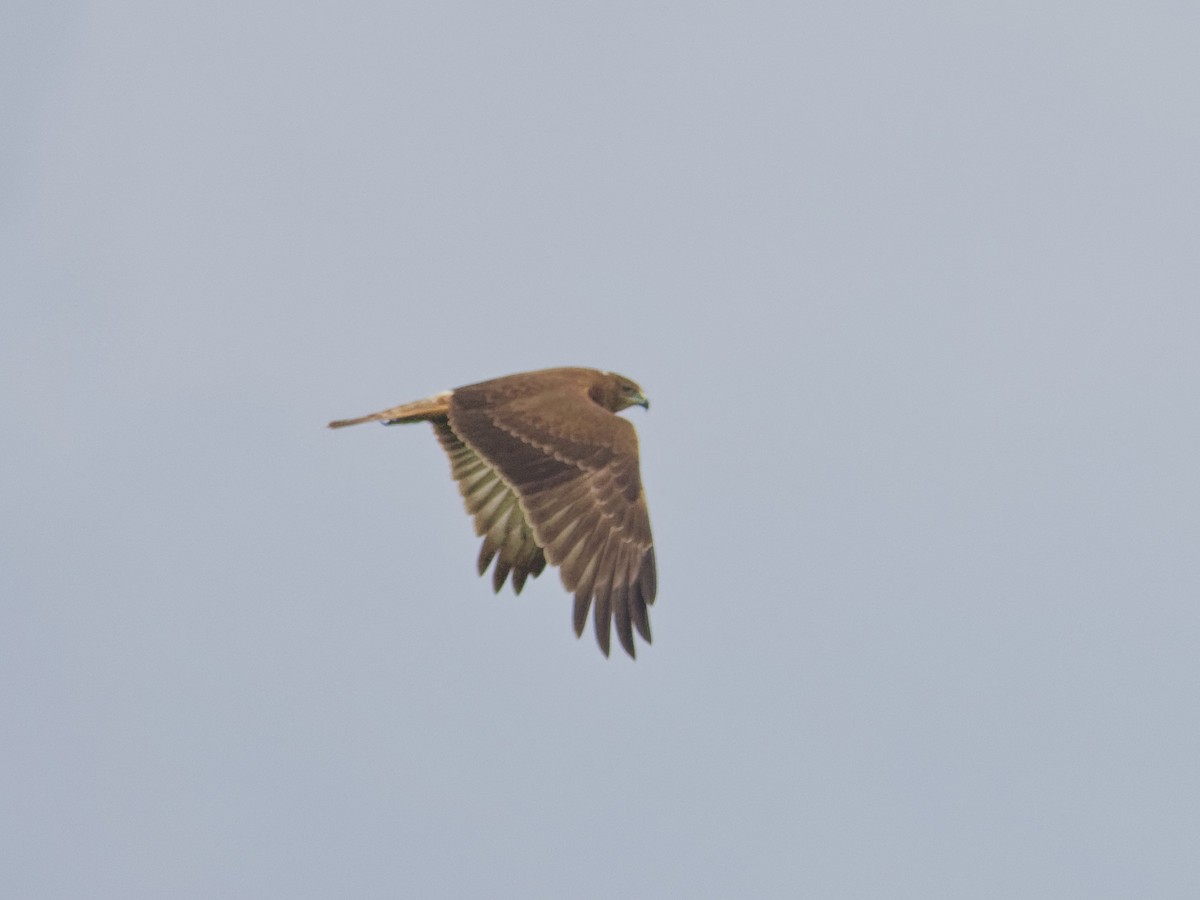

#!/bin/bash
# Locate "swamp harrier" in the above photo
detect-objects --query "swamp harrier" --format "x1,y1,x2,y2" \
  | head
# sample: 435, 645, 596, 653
329, 367, 656, 658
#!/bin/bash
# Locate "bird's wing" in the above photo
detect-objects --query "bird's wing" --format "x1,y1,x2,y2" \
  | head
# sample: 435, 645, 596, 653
448, 379, 656, 658
432, 420, 547, 595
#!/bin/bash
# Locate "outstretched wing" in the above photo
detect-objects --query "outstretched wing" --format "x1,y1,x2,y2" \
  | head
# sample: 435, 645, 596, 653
448, 378, 656, 658
432, 420, 547, 595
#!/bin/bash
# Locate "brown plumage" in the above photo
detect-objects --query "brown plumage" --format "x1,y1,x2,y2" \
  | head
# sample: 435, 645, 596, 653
329, 367, 656, 658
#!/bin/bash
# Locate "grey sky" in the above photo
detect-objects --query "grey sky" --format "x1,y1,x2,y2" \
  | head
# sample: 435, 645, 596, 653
4, 3, 1199, 897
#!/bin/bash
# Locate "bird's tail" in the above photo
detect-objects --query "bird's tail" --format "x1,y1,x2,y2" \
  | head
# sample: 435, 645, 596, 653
327, 392, 452, 429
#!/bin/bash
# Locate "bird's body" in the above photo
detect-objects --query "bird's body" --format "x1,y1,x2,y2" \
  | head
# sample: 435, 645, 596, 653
330, 367, 656, 658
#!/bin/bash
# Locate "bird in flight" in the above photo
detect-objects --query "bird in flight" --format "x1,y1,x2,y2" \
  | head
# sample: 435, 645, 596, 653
329, 367, 657, 658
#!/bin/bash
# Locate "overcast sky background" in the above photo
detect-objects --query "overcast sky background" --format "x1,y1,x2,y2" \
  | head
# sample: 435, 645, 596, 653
4, 3, 1199, 897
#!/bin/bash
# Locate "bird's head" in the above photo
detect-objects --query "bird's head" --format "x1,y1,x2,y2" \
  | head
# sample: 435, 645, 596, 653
600, 372, 650, 413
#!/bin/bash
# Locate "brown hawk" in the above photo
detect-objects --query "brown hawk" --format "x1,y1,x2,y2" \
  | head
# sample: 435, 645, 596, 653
329, 367, 656, 658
